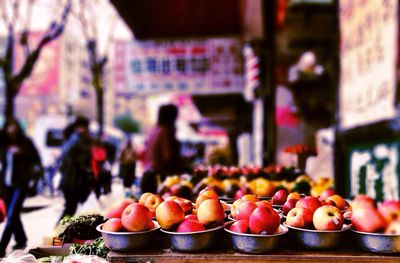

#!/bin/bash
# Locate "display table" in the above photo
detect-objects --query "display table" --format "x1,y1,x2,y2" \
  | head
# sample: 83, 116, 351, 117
107, 233, 399, 263
107, 248, 399, 263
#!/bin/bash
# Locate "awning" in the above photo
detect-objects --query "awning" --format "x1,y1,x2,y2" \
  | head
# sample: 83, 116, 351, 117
110, 0, 241, 39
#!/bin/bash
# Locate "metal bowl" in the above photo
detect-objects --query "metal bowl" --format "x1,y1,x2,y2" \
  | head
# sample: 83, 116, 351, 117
160, 225, 224, 252
224, 222, 288, 254
227, 214, 236, 221
351, 228, 400, 253
284, 223, 350, 250
96, 221, 160, 252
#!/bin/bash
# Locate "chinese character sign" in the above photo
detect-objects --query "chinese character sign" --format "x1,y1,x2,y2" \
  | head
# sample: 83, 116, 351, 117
113, 38, 243, 94
339, 0, 398, 129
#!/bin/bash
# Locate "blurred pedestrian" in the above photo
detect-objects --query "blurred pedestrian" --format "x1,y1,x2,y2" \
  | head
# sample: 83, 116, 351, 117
141, 104, 184, 194
0, 118, 42, 257
58, 116, 94, 222
119, 140, 137, 191
92, 139, 111, 198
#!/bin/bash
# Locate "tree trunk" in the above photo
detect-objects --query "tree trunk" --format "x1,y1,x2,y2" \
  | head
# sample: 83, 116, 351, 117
95, 87, 104, 139
4, 83, 16, 120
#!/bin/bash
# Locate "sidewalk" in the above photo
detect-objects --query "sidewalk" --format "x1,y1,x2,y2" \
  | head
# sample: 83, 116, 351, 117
0, 177, 128, 256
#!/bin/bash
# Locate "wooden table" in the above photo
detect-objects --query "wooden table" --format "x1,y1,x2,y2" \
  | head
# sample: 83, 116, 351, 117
108, 248, 399, 263
107, 232, 399, 263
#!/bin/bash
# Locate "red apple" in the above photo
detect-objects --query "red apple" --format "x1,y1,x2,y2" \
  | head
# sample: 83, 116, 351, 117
378, 200, 400, 223
326, 195, 347, 210
197, 199, 225, 228
249, 206, 280, 234
313, 205, 344, 231
352, 206, 387, 233
296, 196, 321, 214
139, 192, 154, 205
286, 207, 313, 229
236, 201, 258, 221
144, 194, 163, 216
185, 214, 198, 221
121, 203, 153, 232
155, 200, 185, 230
352, 194, 376, 209
282, 198, 299, 215
230, 199, 245, 219
287, 192, 302, 200
175, 198, 194, 215
319, 188, 336, 200
271, 189, 289, 205
256, 200, 273, 209
234, 187, 249, 200
199, 186, 218, 196
320, 199, 336, 206
195, 190, 219, 209
241, 194, 260, 202
229, 219, 250, 234
105, 198, 136, 219
177, 219, 206, 232
102, 218, 124, 232
384, 221, 400, 235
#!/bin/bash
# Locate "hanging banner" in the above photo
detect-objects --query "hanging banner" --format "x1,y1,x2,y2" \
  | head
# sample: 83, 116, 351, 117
113, 38, 243, 94
339, 0, 398, 129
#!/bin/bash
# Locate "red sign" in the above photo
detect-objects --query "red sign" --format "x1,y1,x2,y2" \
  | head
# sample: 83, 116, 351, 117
15, 32, 60, 96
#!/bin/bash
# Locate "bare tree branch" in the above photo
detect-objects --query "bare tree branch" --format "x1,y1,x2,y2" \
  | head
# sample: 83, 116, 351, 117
4, 26, 14, 75
0, 0, 11, 27
12, 0, 71, 88
19, 0, 35, 57
11, 0, 20, 29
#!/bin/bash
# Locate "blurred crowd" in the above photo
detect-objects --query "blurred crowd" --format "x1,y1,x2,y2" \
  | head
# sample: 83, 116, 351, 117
0, 104, 190, 255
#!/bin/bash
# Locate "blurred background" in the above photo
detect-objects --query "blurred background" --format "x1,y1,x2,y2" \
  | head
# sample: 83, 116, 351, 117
0, 0, 399, 199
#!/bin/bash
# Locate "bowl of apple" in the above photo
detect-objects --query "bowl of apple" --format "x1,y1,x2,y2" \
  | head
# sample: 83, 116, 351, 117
224, 206, 287, 254
97, 203, 160, 252
350, 198, 400, 253
284, 200, 350, 250
157, 198, 226, 252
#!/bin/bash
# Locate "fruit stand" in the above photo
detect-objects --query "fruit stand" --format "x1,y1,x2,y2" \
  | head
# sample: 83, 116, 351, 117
96, 189, 400, 263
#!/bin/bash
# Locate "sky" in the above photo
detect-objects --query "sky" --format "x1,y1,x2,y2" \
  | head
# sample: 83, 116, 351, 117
0, 0, 132, 52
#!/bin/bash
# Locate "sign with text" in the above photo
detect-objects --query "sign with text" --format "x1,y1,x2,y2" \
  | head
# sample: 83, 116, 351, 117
347, 140, 400, 201
339, 0, 398, 129
113, 38, 243, 94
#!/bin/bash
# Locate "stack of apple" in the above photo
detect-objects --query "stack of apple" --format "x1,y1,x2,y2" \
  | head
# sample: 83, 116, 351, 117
351, 195, 400, 235
155, 187, 225, 232
229, 194, 281, 235
285, 193, 351, 231
102, 201, 156, 233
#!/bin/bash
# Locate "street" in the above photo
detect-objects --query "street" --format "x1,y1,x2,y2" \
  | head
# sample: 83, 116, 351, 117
0, 177, 128, 257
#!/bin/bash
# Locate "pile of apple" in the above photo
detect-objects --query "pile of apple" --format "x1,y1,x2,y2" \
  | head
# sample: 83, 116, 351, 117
284, 191, 351, 231
155, 187, 225, 232
102, 200, 156, 233
351, 195, 400, 235
229, 194, 281, 235
102, 193, 164, 233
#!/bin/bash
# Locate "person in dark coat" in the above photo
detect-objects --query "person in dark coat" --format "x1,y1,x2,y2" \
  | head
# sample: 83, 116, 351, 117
141, 104, 185, 193
0, 118, 42, 257
58, 116, 94, 222
119, 140, 137, 190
